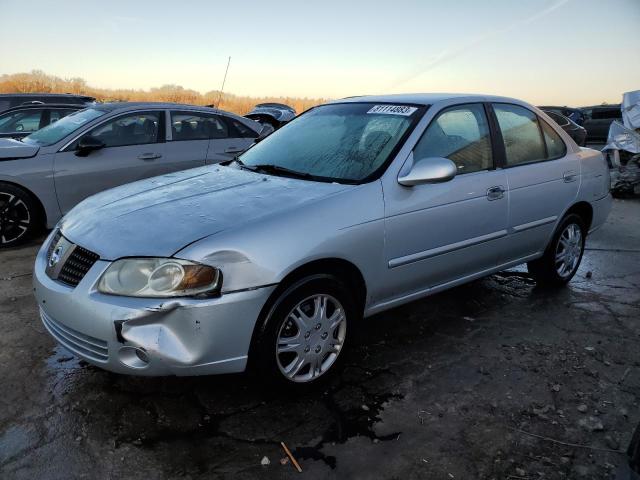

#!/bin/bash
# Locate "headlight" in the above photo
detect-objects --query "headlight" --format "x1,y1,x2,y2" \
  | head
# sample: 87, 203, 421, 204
97, 258, 220, 298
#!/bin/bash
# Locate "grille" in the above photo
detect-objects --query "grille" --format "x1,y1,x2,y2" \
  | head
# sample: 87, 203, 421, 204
40, 308, 109, 362
58, 244, 100, 287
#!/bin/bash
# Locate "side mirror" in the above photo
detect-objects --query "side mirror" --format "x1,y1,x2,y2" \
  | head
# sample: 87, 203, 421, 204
15, 124, 24, 132
398, 156, 457, 186
75, 136, 105, 157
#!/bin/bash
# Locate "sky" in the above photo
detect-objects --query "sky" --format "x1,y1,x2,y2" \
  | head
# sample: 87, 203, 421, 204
1, 0, 639, 105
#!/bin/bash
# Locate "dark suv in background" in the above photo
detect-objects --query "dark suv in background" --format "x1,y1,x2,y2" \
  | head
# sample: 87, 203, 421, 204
0, 93, 95, 113
581, 104, 622, 143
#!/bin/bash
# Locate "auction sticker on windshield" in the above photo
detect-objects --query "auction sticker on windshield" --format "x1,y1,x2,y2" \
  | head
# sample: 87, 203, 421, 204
367, 105, 418, 116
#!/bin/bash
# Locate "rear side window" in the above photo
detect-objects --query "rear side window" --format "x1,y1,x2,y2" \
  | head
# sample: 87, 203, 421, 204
49, 109, 77, 124
227, 118, 258, 138
493, 104, 546, 166
539, 119, 566, 159
413, 103, 493, 174
591, 108, 621, 120
171, 112, 228, 140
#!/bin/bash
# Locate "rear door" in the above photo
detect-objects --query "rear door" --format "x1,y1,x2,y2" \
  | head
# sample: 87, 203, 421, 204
53, 110, 166, 213
492, 103, 579, 263
165, 111, 212, 172
206, 115, 258, 163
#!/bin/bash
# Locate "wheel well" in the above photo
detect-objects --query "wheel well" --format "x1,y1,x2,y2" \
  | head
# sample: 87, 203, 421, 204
565, 201, 593, 231
246, 258, 367, 367
276, 258, 367, 312
0, 180, 47, 228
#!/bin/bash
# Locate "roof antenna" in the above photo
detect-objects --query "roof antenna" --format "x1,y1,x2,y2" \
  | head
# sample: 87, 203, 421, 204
216, 56, 231, 110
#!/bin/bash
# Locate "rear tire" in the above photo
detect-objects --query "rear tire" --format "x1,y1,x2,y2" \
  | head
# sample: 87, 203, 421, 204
0, 183, 40, 248
527, 213, 586, 287
253, 274, 356, 389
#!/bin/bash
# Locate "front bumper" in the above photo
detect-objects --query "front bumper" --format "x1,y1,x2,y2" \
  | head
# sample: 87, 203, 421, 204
33, 235, 276, 376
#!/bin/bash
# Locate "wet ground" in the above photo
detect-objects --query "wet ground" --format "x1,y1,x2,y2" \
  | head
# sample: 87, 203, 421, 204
1, 199, 638, 480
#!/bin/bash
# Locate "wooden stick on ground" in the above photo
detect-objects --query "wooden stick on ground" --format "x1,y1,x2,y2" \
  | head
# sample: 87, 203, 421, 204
281, 442, 302, 473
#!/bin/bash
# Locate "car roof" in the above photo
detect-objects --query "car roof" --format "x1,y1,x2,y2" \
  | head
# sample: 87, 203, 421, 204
0, 93, 95, 99
94, 102, 230, 112
330, 93, 528, 106
2, 103, 84, 112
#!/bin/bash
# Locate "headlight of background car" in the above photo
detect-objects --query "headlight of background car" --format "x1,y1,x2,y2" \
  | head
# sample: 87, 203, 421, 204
97, 258, 220, 297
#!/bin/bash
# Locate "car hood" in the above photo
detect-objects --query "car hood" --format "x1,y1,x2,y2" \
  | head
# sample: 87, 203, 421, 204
0, 138, 40, 160
60, 165, 349, 259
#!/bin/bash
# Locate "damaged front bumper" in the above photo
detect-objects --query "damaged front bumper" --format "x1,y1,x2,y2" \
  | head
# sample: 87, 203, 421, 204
33, 242, 275, 376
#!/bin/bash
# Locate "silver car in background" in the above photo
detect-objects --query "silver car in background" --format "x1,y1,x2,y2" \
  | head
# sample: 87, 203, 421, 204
0, 103, 263, 247
33, 93, 612, 387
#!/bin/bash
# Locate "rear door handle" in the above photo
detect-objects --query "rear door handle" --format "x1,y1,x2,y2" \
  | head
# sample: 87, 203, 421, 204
224, 147, 244, 154
137, 153, 162, 161
563, 170, 577, 183
486, 185, 505, 201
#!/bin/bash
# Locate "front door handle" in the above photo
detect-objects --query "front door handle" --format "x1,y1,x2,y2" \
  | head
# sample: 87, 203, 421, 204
563, 170, 577, 183
487, 185, 505, 201
138, 153, 162, 161
224, 147, 244, 154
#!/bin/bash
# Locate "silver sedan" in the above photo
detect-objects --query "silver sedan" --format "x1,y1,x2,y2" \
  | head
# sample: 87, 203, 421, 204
0, 103, 263, 247
33, 93, 612, 386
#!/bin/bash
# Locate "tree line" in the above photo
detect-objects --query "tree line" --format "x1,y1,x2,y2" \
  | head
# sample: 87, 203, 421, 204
0, 70, 328, 115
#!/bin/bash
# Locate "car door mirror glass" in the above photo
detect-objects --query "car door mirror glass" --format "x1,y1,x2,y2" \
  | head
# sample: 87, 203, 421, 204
398, 156, 457, 186
76, 136, 105, 157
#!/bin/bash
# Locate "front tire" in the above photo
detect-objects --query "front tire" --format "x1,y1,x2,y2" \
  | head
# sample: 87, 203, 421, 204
253, 275, 356, 387
0, 183, 40, 248
527, 213, 586, 287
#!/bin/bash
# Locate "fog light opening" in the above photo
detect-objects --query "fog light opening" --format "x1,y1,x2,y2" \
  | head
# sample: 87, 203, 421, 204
118, 346, 150, 369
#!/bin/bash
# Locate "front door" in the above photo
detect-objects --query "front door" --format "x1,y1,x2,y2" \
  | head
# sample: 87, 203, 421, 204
382, 103, 509, 302
53, 111, 165, 214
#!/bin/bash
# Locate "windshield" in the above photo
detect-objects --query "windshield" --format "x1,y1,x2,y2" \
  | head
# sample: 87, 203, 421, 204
22, 108, 107, 146
239, 103, 422, 182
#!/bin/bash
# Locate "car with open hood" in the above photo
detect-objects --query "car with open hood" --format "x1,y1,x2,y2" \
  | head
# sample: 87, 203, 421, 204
0, 102, 263, 247
33, 93, 612, 387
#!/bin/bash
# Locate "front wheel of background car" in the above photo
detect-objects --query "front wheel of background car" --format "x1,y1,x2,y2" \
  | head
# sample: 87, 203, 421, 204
0, 183, 40, 248
253, 275, 356, 388
527, 213, 586, 287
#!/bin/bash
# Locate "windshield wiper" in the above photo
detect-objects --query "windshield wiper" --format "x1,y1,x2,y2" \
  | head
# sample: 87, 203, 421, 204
245, 163, 316, 180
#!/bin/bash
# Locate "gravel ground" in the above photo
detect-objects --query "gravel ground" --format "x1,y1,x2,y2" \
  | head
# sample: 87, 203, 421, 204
0, 198, 638, 480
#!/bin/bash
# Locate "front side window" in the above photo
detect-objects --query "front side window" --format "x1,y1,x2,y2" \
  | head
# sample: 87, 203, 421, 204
493, 104, 546, 166
171, 112, 228, 140
0, 110, 43, 133
88, 112, 160, 148
413, 103, 493, 174
22, 108, 107, 146
239, 103, 421, 182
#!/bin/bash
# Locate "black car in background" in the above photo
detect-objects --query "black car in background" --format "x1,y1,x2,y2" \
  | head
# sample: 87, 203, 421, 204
541, 109, 587, 146
0, 93, 95, 114
581, 104, 622, 143
0, 104, 83, 139
539, 105, 585, 125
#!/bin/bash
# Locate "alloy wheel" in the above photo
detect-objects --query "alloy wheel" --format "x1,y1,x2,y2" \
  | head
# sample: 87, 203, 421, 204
555, 223, 583, 279
0, 192, 31, 245
275, 294, 347, 383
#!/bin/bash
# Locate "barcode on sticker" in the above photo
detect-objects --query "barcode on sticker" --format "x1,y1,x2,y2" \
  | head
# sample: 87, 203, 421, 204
367, 105, 418, 116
